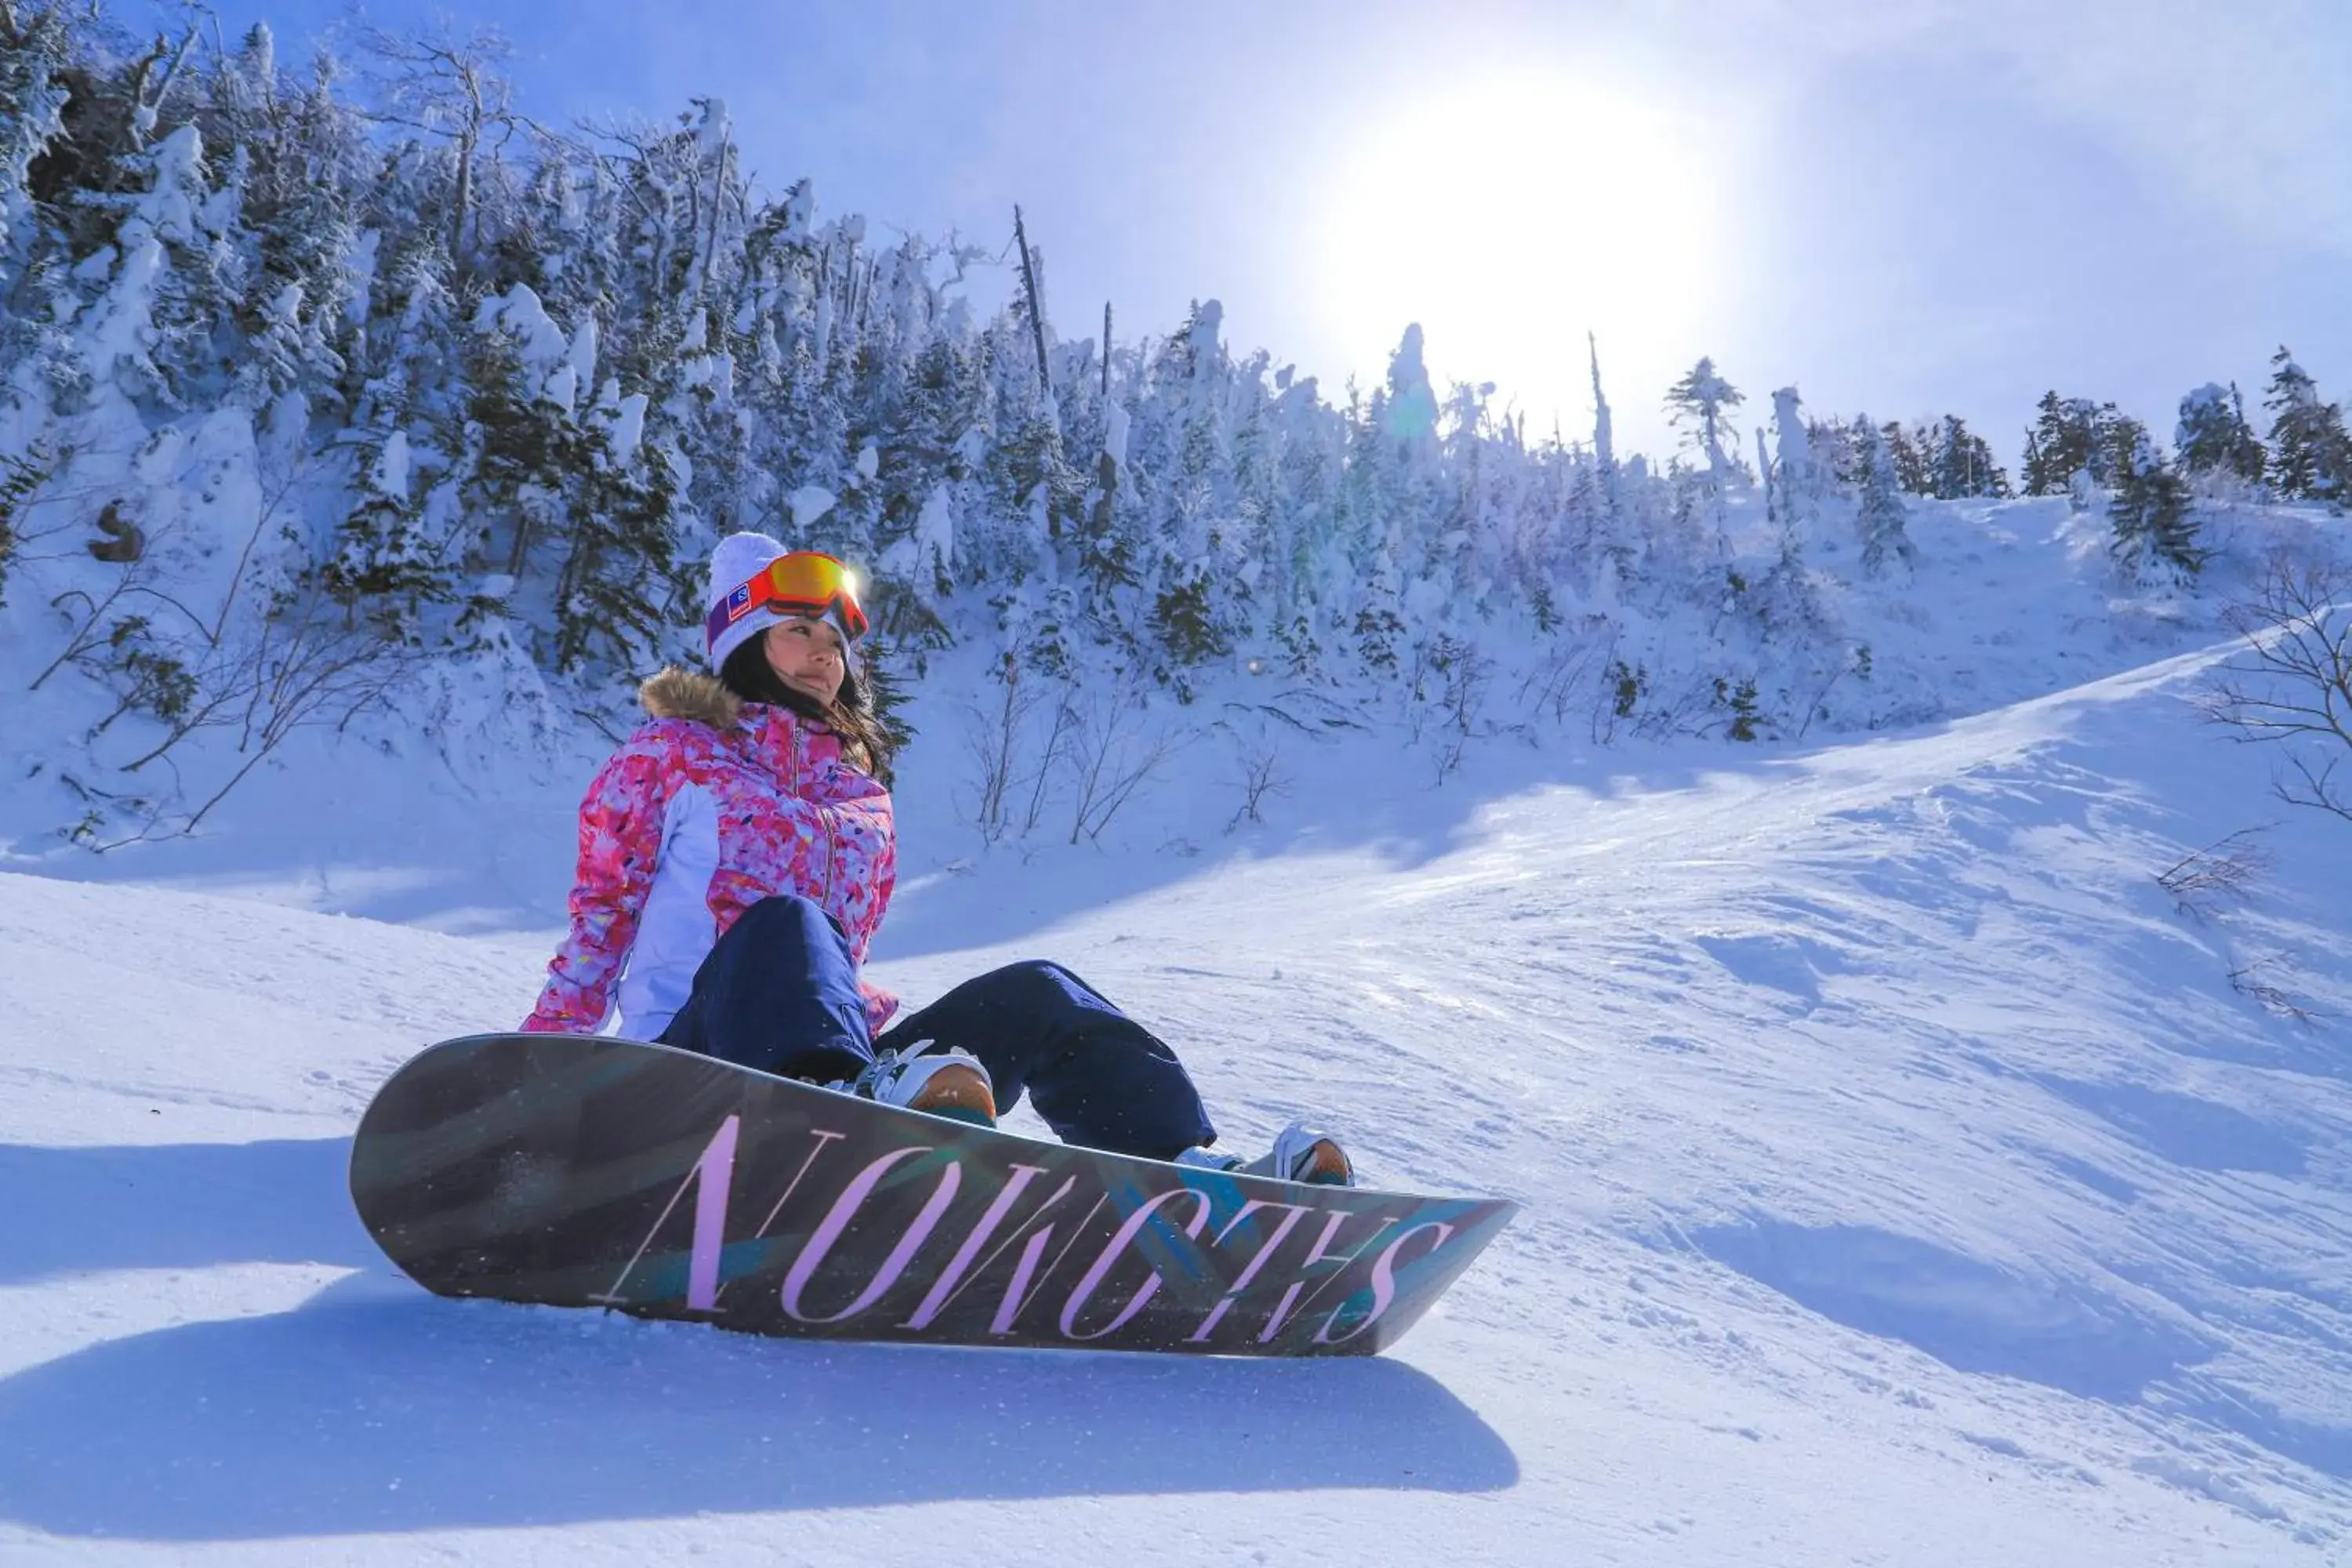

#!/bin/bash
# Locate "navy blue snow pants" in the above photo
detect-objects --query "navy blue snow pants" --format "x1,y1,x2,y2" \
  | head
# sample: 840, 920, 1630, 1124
658, 894, 873, 1083
659, 894, 1218, 1160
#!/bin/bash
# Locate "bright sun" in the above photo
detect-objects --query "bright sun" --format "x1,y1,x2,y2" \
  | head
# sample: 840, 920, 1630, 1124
1314, 67, 1723, 429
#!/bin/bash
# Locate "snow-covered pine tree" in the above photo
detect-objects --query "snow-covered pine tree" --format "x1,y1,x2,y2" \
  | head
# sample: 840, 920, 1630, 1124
1380, 323, 1449, 569
0, 0, 75, 294
2023, 392, 2085, 495
1806, 414, 1861, 489
1269, 371, 1341, 673
1383, 323, 1442, 452
1588, 332, 1617, 517
870, 332, 979, 647
2022, 393, 2066, 495
200, 24, 360, 410
1771, 387, 1813, 510
974, 286, 1074, 575
2262, 347, 2349, 503
2105, 421, 2201, 581
1879, 420, 1930, 495
1448, 375, 1541, 632
1142, 300, 1240, 680
1924, 415, 2008, 498
2020, 392, 2125, 501
2174, 382, 2265, 487
1225, 358, 1283, 630
1331, 326, 1443, 681
1853, 417, 1915, 573
1735, 416, 1821, 652
0, 440, 53, 607
319, 430, 450, 642
1664, 356, 1744, 491
462, 283, 649, 673
72, 124, 234, 412
552, 394, 688, 674
1339, 376, 1404, 676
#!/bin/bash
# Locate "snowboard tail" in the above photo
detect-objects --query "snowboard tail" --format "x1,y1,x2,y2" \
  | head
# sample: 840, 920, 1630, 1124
350, 1033, 1517, 1357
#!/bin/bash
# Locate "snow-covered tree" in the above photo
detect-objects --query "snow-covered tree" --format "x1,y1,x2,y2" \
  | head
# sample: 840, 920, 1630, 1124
320, 430, 448, 641
1771, 387, 1813, 501
2105, 422, 2201, 581
1383, 322, 1441, 452
1923, 415, 2008, 499
0, 0, 74, 277
356, 24, 524, 281
2175, 382, 2265, 486
1879, 421, 1930, 495
1588, 332, 1617, 513
2020, 392, 2126, 502
1664, 357, 1743, 485
2263, 347, 2349, 503
1853, 418, 1915, 573
74, 124, 233, 410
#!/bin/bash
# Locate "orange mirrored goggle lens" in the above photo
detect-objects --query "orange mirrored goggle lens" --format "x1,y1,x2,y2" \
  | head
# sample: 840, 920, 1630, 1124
706, 551, 869, 654
764, 552, 859, 618
764, 553, 868, 638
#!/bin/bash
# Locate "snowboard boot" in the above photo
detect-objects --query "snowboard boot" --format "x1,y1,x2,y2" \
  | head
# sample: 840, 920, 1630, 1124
1174, 1121, 1355, 1187
857, 1045, 998, 1129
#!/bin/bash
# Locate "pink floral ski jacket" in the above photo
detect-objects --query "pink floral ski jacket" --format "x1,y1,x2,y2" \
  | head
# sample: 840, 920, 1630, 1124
522, 668, 897, 1040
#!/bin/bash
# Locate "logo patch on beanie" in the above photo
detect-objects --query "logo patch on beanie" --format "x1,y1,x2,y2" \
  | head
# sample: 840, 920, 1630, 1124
723, 582, 753, 623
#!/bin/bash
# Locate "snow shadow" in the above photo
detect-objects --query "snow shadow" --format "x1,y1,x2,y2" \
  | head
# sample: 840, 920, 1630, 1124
2097, 917, 2352, 1087
2031, 1148, 2142, 1205
1693, 1220, 2212, 1403
1690, 931, 1846, 1008
2034, 1078, 2308, 1177
0, 1138, 372, 1283
18, 698, 1763, 953
0, 1276, 1518, 1541
2171, 1386, 2352, 1482
877, 740, 1773, 965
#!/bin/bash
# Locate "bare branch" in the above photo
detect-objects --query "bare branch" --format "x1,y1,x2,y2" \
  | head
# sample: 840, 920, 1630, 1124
1020, 695, 1078, 837
2228, 955, 2326, 1023
2153, 826, 2272, 917
2204, 553, 2352, 827
2205, 554, 2352, 750
1065, 686, 1183, 844
350, 22, 521, 268
2275, 752, 2352, 823
957, 652, 1044, 846
1226, 731, 1289, 831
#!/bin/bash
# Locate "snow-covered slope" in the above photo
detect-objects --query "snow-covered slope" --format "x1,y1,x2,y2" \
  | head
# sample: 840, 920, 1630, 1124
3, 620, 2348, 1564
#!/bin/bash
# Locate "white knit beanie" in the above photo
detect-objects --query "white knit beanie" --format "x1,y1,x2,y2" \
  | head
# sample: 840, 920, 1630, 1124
704, 532, 862, 675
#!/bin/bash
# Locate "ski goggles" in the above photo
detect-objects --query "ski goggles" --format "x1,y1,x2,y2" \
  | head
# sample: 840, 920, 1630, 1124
706, 550, 870, 652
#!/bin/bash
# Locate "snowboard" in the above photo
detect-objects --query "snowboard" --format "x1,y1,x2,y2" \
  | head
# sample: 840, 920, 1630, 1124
349, 1032, 1518, 1358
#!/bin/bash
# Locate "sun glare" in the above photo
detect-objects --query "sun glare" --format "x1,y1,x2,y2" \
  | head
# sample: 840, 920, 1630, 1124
1315, 68, 1722, 430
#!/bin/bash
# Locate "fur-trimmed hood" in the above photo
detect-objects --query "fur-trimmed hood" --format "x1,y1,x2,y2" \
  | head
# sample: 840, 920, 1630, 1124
639, 666, 742, 729
639, 664, 870, 776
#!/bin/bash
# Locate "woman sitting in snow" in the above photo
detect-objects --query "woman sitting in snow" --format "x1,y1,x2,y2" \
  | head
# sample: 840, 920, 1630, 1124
521, 532, 1352, 1185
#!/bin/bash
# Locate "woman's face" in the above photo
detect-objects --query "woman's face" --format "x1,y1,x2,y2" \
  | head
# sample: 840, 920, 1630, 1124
763, 616, 847, 705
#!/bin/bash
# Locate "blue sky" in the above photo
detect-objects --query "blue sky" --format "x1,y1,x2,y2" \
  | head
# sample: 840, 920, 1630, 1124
146, 0, 2352, 465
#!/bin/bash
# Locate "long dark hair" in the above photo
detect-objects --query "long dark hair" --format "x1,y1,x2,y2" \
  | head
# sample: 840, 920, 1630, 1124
719, 631, 898, 786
